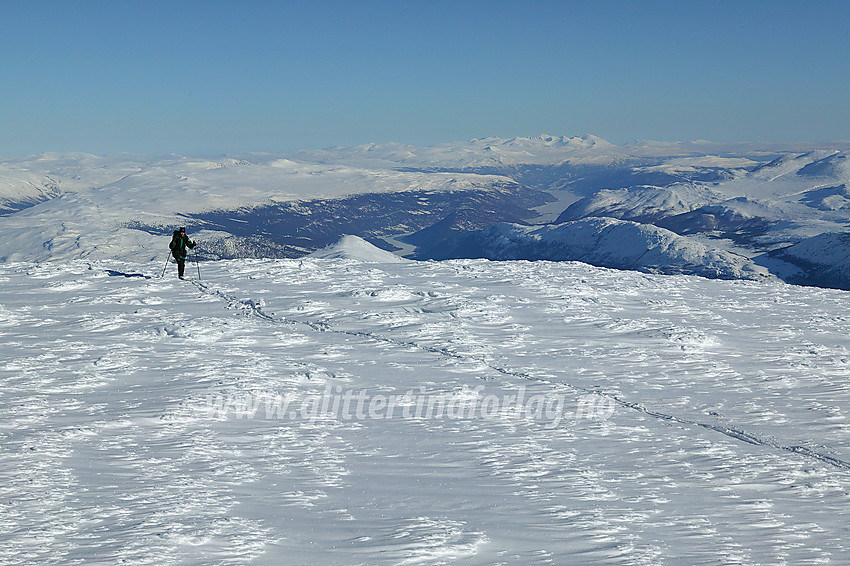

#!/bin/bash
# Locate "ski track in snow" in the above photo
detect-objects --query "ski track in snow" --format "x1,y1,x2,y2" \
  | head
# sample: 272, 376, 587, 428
198, 270, 850, 474
1, 258, 850, 564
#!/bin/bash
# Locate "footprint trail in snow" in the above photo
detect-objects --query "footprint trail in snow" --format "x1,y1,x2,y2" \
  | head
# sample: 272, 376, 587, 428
1, 257, 850, 564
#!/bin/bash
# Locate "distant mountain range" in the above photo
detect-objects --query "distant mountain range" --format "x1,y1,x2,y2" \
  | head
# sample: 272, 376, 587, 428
3, 136, 850, 289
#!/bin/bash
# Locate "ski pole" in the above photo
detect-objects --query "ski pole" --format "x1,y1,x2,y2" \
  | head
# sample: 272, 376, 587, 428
194, 249, 201, 281
160, 253, 171, 278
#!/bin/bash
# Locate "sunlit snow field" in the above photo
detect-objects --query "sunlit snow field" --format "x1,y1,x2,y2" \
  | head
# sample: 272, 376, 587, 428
2, 251, 849, 564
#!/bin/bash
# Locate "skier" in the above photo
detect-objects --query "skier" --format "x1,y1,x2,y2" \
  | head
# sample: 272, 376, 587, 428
169, 227, 196, 279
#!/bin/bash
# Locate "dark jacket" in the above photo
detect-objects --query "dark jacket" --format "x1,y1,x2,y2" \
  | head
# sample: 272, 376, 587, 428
169, 231, 196, 260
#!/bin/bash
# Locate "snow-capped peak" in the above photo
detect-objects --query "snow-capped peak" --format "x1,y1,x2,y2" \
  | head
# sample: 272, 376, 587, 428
308, 235, 406, 263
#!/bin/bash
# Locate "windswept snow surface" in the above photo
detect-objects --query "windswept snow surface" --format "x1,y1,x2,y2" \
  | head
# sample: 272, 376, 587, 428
2, 251, 850, 564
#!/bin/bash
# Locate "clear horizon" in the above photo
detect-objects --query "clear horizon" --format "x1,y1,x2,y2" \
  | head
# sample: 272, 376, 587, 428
3, 0, 849, 156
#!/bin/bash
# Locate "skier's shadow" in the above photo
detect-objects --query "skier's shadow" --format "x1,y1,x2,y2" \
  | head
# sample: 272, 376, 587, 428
104, 270, 151, 279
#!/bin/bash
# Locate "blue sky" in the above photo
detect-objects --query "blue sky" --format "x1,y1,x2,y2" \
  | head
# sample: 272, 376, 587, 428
2, 0, 849, 156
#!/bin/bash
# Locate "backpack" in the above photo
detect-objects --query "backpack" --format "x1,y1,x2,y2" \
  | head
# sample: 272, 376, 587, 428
169, 231, 182, 256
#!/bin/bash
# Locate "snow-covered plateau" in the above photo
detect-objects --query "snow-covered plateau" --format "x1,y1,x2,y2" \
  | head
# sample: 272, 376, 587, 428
2, 238, 850, 564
